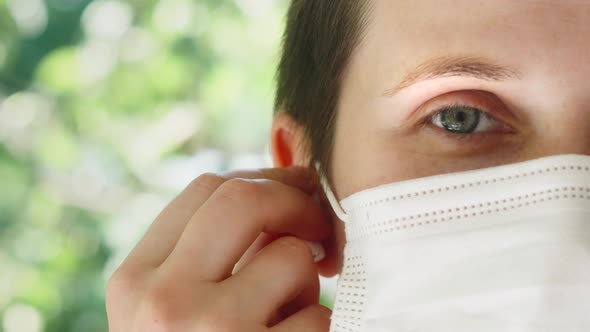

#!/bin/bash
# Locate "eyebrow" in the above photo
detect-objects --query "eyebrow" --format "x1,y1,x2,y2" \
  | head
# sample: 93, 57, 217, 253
382, 56, 523, 96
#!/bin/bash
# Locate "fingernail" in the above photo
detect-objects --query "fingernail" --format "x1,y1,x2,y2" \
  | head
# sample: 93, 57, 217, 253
304, 241, 325, 262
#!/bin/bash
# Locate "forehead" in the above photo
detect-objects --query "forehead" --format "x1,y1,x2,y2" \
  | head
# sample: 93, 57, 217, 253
369, 0, 590, 45
357, 0, 590, 88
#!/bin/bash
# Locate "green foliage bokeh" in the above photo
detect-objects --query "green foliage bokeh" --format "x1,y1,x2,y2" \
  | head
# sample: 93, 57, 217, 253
0, 1, 336, 332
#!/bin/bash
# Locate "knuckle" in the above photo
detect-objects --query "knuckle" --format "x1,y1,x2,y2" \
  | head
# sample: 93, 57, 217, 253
105, 272, 123, 301
138, 281, 236, 332
106, 266, 139, 305
188, 173, 225, 194
275, 236, 313, 263
141, 282, 182, 325
193, 293, 243, 332
105, 280, 121, 311
217, 178, 262, 202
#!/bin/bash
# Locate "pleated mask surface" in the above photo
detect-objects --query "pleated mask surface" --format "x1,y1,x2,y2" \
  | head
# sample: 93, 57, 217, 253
323, 154, 590, 332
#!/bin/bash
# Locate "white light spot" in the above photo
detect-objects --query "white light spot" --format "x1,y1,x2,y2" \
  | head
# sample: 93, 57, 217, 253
82, 0, 133, 41
78, 41, 117, 84
123, 102, 202, 168
119, 28, 155, 63
153, 0, 195, 34
0, 259, 17, 308
104, 192, 169, 278
150, 149, 225, 192
0, 92, 53, 153
228, 152, 267, 170
2, 304, 43, 332
235, 0, 273, 18
14, 228, 61, 263
7, 0, 48, 37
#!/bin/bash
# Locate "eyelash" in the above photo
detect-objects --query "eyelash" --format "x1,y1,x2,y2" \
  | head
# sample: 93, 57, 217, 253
421, 102, 505, 142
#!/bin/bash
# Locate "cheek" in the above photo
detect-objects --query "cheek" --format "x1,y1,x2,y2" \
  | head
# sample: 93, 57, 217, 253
331, 126, 442, 200
363, 147, 451, 186
332, 128, 527, 201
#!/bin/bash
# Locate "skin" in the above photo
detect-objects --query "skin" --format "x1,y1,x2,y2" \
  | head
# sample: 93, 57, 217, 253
278, 0, 590, 277
107, 1, 590, 330
106, 167, 333, 331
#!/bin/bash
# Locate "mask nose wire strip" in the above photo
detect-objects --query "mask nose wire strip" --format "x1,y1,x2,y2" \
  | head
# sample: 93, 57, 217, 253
319, 174, 349, 223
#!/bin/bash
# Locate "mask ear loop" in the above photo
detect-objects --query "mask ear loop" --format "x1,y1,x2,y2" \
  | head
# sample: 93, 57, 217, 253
315, 163, 349, 223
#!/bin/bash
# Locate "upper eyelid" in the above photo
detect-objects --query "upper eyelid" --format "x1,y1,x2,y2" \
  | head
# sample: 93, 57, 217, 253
427, 103, 497, 122
414, 90, 518, 126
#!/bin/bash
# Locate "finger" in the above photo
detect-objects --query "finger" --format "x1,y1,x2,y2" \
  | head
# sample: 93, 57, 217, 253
232, 232, 280, 274
224, 236, 321, 323
270, 305, 331, 332
222, 168, 318, 194
164, 178, 331, 281
125, 166, 317, 268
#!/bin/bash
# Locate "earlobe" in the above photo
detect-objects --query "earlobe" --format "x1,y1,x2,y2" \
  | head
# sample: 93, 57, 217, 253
270, 112, 308, 168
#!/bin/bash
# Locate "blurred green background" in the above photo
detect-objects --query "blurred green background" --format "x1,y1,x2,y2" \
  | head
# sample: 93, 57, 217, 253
0, 0, 336, 331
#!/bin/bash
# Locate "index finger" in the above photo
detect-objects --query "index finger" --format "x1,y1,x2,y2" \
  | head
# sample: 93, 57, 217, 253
126, 166, 318, 268
163, 177, 332, 281
223, 167, 318, 194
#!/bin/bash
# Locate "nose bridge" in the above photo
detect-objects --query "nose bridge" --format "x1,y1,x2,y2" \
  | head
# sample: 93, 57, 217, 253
534, 100, 590, 156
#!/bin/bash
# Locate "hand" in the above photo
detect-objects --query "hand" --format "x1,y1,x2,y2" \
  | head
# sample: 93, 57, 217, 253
106, 166, 333, 331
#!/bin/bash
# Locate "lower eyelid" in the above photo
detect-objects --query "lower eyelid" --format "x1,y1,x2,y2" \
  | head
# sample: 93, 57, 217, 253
426, 124, 510, 144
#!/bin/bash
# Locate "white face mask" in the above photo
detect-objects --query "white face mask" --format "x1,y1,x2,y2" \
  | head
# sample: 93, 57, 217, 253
321, 154, 590, 332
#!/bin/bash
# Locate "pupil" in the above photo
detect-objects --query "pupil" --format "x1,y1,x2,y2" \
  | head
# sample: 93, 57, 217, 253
441, 107, 480, 133
456, 111, 466, 122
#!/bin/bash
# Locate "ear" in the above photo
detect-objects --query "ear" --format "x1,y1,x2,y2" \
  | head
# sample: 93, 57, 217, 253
270, 112, 309, 167
271, 112, 342, 278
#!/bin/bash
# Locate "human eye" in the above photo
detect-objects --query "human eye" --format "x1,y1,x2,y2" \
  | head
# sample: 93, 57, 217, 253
429, 104, 499, 134
418, 91, 517, 142
400, 90, 525, 157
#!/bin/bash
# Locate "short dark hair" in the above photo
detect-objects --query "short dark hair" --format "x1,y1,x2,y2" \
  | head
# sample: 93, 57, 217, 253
274, 0, 372, 179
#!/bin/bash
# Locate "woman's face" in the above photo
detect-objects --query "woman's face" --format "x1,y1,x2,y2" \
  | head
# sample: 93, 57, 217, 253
325, 0, 590, 272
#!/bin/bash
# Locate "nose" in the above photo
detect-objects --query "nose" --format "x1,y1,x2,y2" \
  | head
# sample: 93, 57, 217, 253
527, 107, 590, 158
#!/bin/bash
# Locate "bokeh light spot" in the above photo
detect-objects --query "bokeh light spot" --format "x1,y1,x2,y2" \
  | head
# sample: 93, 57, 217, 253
6, 0, 48, 37
82, 0, 133, 41
2, 303, 43, 332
